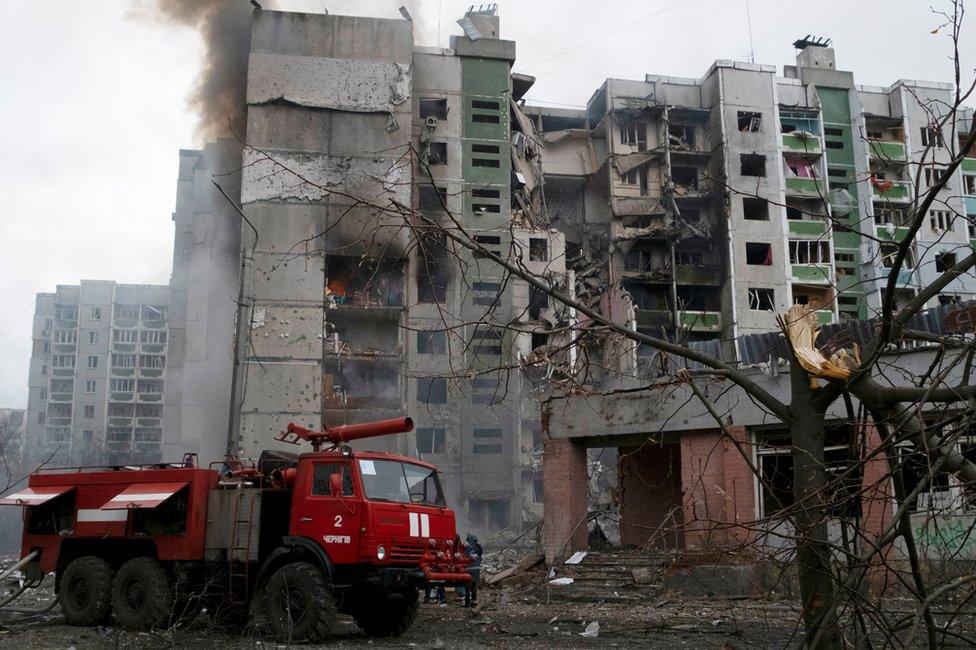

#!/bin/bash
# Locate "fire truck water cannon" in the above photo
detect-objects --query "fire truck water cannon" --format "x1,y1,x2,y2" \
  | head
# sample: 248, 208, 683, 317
278, 416, 414, 451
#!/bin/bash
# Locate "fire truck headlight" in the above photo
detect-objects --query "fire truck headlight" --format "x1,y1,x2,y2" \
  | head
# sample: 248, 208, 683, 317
376, 545, 386, 560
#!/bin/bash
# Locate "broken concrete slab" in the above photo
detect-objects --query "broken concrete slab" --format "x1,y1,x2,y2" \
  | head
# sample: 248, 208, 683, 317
248, 54, 411, 115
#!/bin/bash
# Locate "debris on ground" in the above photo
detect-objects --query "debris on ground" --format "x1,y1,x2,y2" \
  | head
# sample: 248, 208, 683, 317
564, 551, 588, 565
0, 571, 922, 649
485, 553, 544, 586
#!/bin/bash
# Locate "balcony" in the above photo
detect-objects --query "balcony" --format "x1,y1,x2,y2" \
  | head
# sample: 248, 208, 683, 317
137, 393, 163, 403
137, 417, 161, 427
110, 392, 134, 402
962, 158, 976, 174
878, 267, 916, 287
674, 264, 723, 286
782, 132, 822, 155
50, 392, 72, 402
785, 177, 825, 196
868, 139, 907, 162
816, 310, 834, 326
791, 264, 832, 283
964, 196, 976, 216
875, 225, 910, 243
679, 311, 721, 332
633, 309, 721, 331
109, 417, 133, 427
871, 178, 911, 203
111, 367, 135, 377
788, 219, 829, 237
139, 368, 164, 378
140, 343, 165, 354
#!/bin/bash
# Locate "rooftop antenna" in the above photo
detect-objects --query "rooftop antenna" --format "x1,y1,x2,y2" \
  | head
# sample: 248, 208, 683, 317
745, 0, 756, 63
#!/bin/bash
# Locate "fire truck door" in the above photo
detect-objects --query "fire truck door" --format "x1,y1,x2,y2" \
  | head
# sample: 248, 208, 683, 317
294, 461, 359, 564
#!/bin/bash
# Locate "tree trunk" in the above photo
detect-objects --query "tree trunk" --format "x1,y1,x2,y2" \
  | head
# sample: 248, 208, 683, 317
789, 360, 842, 646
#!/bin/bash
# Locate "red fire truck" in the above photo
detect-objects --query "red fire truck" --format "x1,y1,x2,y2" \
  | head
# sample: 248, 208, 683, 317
0, 417, 471, 642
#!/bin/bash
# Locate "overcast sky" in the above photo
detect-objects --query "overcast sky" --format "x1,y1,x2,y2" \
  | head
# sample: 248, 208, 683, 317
1, 0, 972, 408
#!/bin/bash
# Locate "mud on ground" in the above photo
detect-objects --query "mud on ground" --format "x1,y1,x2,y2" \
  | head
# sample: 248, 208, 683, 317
0, 578, 806, 649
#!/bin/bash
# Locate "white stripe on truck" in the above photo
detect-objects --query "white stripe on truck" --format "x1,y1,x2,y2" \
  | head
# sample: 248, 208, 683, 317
107, 493, 177, 502
77, 509, 128, 522
409, 512, 419, 536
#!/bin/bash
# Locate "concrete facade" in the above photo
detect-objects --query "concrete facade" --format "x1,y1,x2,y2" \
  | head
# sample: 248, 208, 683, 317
230, 8, 566, 535
526, 41, 976, 381
164, 140, 242, 463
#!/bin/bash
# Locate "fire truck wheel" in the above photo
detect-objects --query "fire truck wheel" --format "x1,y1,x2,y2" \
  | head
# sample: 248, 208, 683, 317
264, 562, 337, 643
111, 557, 175, 630
59, 555, 114, 626
353, 587, 419, 637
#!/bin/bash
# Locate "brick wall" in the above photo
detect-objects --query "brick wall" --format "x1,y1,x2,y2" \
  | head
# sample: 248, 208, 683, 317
861, 421, 896, 594
680, 427, 757, 550
723, 426, 758, 547
619, 443, 684, 548
543, 437, 588, 563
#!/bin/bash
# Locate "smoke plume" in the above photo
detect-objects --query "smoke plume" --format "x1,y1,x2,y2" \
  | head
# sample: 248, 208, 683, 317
140, 0, 252, 141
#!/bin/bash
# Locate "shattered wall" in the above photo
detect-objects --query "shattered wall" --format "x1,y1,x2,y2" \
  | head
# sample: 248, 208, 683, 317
234, 10, 414, 455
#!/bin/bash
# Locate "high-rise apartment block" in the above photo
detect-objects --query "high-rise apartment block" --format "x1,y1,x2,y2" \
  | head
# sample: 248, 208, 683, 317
231, 7, 564, 531
24, 281, 170, 462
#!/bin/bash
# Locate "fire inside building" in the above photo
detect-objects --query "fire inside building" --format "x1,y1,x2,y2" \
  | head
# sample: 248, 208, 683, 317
22, 5, 976, 558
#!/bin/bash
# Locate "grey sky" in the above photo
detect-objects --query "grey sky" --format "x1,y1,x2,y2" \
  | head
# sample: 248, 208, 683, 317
0, 0, 971, 408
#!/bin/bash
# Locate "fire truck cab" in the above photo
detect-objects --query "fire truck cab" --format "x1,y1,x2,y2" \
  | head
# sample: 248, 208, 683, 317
1, 417, 470, 642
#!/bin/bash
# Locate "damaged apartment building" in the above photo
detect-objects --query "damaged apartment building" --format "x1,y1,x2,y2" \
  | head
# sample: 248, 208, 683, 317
23, 8, 976, 541
231, 6, 565, 533
534, 41, 976, 568
526, 37, 976, 379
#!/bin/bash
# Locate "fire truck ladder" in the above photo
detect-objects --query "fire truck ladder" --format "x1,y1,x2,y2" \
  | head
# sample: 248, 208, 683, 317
227, 488, 257, 603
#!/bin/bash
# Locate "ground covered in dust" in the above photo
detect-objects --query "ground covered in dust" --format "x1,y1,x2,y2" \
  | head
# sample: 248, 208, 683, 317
0, 580, 807, 649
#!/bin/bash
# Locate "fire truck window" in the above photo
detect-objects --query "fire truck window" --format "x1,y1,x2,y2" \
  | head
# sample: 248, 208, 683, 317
133, 487, 188, 536
312, 463, 353, 496
402, 463, 445, 507
359, 459, 445, 507
26, 492, 75, 535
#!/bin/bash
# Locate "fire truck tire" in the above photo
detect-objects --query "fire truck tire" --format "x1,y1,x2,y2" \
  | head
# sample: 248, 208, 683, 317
264, 562, 337, 643
111, 557, 175, 630
59, 555, 114, 626
353, 587, 419, 637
